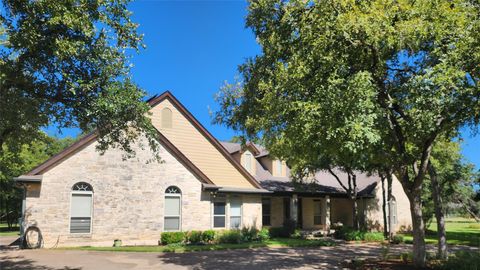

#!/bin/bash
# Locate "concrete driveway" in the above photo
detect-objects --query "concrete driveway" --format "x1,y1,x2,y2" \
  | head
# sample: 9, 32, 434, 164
1, 242, 478, 270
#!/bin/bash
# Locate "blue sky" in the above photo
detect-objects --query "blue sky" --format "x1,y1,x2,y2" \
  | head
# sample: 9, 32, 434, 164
46, 0, 480, 172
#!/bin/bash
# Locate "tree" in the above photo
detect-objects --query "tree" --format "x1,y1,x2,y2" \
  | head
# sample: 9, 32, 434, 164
214, 1, 480, 266
0, 133, 75, 228
0, 0, 160, 160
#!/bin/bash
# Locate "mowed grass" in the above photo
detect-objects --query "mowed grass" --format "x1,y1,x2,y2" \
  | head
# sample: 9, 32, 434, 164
0, 223, 20, 236
400, 217, 480, 247
63, 238, 336, 253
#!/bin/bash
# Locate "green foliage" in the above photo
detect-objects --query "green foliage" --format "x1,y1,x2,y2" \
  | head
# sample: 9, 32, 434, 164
435, 251, 480, 270
217, 230, 243, 244
363, 232, 384, 242
0, 134, 74, 227
258, 228, 270, 242
201, 230, 216, 243
186, 231, 202, 244
391, 235, 405, 244
400, 252, 412, 264
215, 0, 480, 265
241, 226, 259, 242
160, 232, 185, 245
268, 220, 297, 238
0, 0, 160, 159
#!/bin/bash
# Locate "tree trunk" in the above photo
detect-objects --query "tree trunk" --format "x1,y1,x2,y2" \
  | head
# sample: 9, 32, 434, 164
409, 191, 427, 267
386, 173, 393, 239
381, 175, 388, 239
428, 162, 447, 259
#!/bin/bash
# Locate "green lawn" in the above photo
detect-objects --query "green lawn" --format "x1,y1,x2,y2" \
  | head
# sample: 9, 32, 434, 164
0, 223, 20, 237
400, 217, 480, 247
63, 238, 335, 253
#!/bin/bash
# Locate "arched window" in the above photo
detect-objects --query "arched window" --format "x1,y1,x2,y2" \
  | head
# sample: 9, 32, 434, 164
70, 182, 93, 233
164, 186, 181, 231
161, 108, 173, 128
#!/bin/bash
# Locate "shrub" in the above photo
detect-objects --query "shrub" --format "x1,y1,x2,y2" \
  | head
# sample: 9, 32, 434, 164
186, 230, 202, 244
258, 228, 270, 242
161, 232, 185, 245
436, 251, 480, 270
201, 230, 216, 243
282, 219, 297, 237
218, 230, 242, 244
241, 226, 259, 242
269, 227, 287, 238
291, 229, 302, 239
391, 235, 404, 244
400, 252, 411, 264
363, 232, 384, 242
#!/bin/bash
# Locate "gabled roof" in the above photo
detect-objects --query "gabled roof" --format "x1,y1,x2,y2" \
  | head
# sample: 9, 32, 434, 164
221, 141, 380, 197
24, 91, 262, 189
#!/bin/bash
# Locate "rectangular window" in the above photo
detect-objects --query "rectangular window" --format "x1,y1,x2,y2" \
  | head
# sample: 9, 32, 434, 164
262, 198, 271, 226
244, 153, 252, 172
213, 199, 226, 228
70, 194, 92, 233
230, 198, 242, 229
164, 196, 181, 231
276, 160, 282, 176
313, 200, 322, 225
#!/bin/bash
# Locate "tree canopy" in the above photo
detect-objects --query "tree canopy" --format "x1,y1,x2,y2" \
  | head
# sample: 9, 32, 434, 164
0, 0, 160, 159
215, 0, 480, 266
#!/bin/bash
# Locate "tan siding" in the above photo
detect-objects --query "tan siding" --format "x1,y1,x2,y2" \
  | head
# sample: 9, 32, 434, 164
150, 99, 255, 188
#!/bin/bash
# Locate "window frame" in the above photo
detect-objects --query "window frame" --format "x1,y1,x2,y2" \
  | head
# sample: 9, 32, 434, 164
212, 197, 227, 229
244, 152, 253, 173
164, 186, 182, 231
229, 197, 242, 229
262, 198, 271, 226
69, 183, 93, 234
313, 200, 322, 225
276, 160, 283, 176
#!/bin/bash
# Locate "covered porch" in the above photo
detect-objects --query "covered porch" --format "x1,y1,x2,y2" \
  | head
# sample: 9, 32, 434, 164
263, 193, 373, 232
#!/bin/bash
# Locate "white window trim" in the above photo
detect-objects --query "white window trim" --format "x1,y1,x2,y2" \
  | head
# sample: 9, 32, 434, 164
212, 198, 227, 229
69, 190, 93, 235
262, 198, 272, 226
229, 197, 243, 229
164, 193, 182, 231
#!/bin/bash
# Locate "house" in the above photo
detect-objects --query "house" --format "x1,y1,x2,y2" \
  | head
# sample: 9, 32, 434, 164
15, 91, 411, 247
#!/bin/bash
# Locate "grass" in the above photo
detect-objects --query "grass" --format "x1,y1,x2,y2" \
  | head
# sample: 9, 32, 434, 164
399, 217, 480, 247
0, 223, 20, 237
63, 237, 336, 253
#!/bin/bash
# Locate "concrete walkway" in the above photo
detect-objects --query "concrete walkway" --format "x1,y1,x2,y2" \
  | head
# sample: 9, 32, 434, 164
1, 243, 478, 270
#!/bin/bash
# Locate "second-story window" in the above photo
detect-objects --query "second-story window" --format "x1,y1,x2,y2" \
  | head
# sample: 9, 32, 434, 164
276, 160, 282, 176
244, 152, 252, 172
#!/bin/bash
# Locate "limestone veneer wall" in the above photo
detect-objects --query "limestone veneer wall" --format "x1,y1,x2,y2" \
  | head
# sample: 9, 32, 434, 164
24, 139, 262, 247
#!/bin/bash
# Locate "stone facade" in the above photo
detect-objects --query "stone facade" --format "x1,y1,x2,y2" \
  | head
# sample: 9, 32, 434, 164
24, 139, 262, 247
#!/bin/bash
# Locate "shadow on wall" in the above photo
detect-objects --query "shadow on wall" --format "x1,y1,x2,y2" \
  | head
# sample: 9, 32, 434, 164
363, 187, 382, 231
0, 255, 80, 270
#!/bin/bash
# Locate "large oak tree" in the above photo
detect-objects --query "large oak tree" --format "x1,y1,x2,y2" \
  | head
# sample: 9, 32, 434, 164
215, 0, 480, 266
0, 0, 160, 159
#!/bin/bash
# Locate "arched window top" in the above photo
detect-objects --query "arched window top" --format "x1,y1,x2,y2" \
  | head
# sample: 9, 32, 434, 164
161, 107, 173, 128
165, 186, 181, 194
72, 182, 93, 192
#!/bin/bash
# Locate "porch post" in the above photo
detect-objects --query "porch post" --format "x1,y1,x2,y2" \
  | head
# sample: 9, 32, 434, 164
290, 194, 298, 224
325, 196, 331, 230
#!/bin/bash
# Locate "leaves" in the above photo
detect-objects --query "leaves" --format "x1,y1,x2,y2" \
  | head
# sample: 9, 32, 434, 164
0, 0, 159, 159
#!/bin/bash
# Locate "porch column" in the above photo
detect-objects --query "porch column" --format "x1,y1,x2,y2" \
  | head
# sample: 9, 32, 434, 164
290, 194, 298, 224
325, 196, 331, 230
